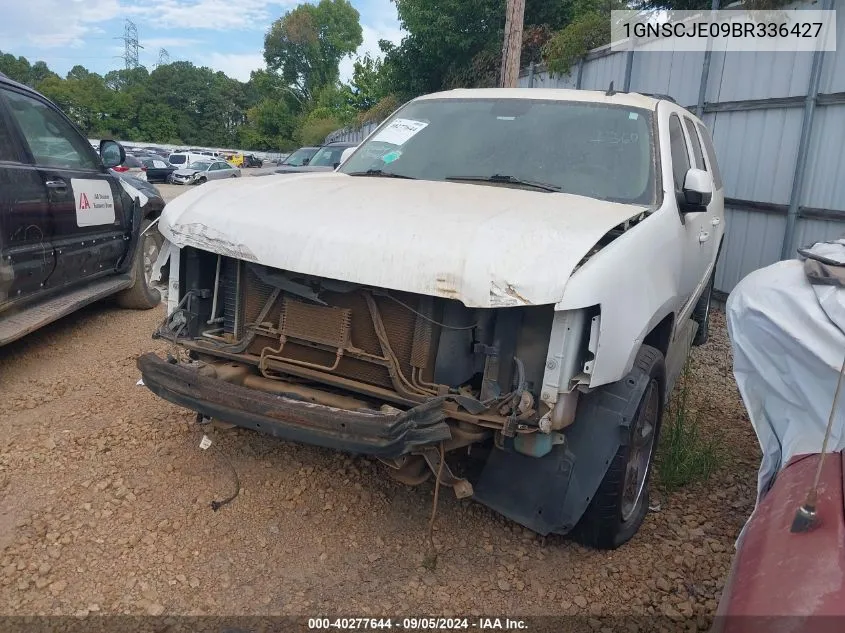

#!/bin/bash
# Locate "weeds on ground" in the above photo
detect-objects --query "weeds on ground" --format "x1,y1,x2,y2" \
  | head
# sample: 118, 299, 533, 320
656, 362, 723, 491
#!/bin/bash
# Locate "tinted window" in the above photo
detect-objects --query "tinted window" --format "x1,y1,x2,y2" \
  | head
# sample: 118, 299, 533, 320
668, 114, 690, 191
310, 145, 351, 167
283, 147, 318, 166
696, 122, 723, 191
339, 99, 656, 205
4, 89, 98, 170
169, 154, 187, 164
683, 118, 705, 170
0, 103, 18, 162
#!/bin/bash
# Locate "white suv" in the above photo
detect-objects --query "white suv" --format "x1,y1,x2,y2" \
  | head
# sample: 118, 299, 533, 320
141, 88, 724, 549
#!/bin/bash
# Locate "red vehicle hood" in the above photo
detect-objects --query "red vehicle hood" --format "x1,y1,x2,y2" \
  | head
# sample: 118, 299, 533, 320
716, 452, 845, 631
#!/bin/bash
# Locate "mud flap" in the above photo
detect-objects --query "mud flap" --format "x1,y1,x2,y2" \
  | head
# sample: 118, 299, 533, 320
472, 362, 651, 536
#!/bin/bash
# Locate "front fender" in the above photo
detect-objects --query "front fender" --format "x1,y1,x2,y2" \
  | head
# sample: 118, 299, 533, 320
556, 206, 683, 388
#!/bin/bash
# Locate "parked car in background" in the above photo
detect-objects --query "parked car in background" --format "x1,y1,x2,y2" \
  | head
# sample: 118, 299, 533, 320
243, 154, 263, 168
113, 154, 148, 181
171, 159, 240, 185
0, 73, 165, 346
275, 142, 356, 174
140, 157, 177, 184
141, 88, 724, 549
276, 146, 318, 168
168, 152, 212, 169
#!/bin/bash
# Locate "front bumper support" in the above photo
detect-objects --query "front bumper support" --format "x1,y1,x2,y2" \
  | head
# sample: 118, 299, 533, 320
137, 353, 451, 458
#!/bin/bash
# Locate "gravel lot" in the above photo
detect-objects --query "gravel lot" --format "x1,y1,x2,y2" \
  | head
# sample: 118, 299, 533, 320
0, 183, 760, 621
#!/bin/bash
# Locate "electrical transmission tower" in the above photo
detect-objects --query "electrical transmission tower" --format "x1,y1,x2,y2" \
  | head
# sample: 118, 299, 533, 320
116, 19, 144, 71
157, 48, 170, 67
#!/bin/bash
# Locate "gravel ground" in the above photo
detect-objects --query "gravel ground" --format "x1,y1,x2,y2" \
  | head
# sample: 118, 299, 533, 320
0, 185, 760, 620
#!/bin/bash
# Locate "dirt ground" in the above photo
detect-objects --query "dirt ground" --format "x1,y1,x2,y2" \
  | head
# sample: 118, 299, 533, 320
0, 184, 760, 620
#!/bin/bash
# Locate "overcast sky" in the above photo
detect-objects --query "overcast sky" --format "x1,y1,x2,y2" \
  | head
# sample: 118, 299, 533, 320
2, 0, 404, 82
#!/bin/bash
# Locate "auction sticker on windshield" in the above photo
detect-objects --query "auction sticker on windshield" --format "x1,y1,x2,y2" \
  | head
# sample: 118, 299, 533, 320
372, 118, 428, 145
71, 179, 116, 227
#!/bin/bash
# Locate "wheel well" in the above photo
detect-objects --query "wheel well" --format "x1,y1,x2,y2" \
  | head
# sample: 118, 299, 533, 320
643, 313, 674, 359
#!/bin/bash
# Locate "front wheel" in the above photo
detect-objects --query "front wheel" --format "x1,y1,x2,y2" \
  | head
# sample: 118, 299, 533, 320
569, 345, 665, 549
196, 177, 207, 185
115, 218, 163, 310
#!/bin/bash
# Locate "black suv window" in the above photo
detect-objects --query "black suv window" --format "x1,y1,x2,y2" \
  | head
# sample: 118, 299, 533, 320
668, 114, 690, 191
3, 89, 98, 170
0, 103, 17, 162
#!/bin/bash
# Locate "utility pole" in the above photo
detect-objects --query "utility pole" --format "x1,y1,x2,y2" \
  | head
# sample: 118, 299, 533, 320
157, 48, 170, 67
499, 0, 525, 88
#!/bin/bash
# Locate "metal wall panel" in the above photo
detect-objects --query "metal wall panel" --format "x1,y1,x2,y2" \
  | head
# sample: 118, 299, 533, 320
579, 51, 627, 91
711, 50, 814, 101
628, 50, 704, 107
790, 217, 845, 254
709, 108, 804, 205
715, 206, 787, 293
820, 0, 845, 94
801, 104, 845, 212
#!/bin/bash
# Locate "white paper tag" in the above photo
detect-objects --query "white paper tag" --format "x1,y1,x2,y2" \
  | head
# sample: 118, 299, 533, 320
117, 179, 149, 208
372, 118, 428, 146
152, 160, 167, 168
199, 435, 212, 450
71, 179, 116, 227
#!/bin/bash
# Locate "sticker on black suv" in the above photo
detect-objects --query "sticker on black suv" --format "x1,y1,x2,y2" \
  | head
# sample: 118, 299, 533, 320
71, 179, 115, 227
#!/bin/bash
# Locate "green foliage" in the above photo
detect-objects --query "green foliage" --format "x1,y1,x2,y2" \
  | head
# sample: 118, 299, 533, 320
299, 116, 343, 145
358, 94, 401, 125
543, 12, 610, 77
264, 0, 362, 102
656, 364, 722, 491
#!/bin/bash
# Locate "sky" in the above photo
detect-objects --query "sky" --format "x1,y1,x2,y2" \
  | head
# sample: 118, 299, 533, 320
1, 0, 404, 83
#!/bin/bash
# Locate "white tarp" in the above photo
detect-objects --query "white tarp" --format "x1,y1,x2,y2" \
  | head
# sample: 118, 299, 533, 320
726, 240, 845, 503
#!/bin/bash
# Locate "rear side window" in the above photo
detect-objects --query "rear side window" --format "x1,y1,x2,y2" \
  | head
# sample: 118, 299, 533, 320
169, 154, 186, 164
4, 89, 98, 170
0, 99, 18, 162
683, 118, 706, 171
668, 114, 690, 191
696, 122, 723, 191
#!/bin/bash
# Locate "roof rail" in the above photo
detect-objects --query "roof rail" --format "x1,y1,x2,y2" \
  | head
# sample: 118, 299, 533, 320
634, 92, 678, 104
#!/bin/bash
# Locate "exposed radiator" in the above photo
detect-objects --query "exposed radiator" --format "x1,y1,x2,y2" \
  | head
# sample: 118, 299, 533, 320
218, 258, 435, 391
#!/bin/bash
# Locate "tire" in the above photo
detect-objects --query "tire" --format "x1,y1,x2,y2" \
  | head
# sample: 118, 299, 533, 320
196, 177, 207, 185
691, 271, 714, 346
569, 345, 665, 550
115, 218, 163, 310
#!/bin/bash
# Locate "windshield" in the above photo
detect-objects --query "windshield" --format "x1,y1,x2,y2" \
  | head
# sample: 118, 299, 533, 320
339, 98, 656, 204
188, 162, 212, 170
282, 147, 318, 166
309, 145, 349, 167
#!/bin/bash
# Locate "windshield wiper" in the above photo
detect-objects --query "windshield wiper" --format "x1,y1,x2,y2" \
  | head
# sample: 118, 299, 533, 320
445, 174, 560, 192
347, 169, 416, 179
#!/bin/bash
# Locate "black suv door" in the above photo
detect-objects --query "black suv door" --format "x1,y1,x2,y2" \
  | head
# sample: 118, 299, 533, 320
0, 87, 53, 310
1, 86, 131, 291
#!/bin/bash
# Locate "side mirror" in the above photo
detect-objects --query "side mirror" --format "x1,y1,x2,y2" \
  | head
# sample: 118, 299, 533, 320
338, 146, 357, 167
100, 140, 125, 169
678, 168, 712, 213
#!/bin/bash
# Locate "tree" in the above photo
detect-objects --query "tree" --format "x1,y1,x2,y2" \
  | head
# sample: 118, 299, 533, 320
264, 0, 363, 102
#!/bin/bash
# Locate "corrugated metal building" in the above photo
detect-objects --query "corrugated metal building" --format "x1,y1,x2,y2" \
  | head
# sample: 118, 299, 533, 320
519, 0, 845, 295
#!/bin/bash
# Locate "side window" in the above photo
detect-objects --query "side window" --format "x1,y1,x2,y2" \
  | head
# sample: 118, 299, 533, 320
0, 107, 18, 162
683, 117, 706, 171
668, 114, 691, 191
4, 89, 98, 170
696, 122, 723, 191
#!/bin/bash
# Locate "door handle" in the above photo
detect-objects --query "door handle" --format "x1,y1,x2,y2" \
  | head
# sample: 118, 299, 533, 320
45, 180, 67, 190
711, 217, 721, 226
699, 231, 711, 244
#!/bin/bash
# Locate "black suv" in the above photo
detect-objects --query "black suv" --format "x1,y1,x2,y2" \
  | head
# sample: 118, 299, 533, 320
0, 74, 165, 346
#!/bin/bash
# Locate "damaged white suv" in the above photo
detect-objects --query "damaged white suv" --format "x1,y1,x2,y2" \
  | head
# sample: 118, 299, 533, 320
140, 88, 724, 549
